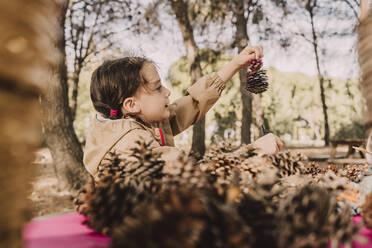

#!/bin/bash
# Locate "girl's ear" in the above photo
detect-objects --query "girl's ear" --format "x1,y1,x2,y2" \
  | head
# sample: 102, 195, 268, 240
122, 97, 140, 114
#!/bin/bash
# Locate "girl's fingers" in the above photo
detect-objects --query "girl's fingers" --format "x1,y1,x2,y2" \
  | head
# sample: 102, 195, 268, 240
249, 47, 256, 54
255, 46, 263, 59
243, 46, 255, 54
243, 54, 256, 68
276, 136, 284, 150
240, 45, 264, 67
254, 47, 260, 59
247, 46, 261, 56
258, 46, 264, 59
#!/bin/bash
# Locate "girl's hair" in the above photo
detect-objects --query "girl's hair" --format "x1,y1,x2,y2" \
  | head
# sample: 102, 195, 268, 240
90, 57, 151, 120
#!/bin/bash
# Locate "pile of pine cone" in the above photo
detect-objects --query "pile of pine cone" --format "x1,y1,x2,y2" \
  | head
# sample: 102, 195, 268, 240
74, 140, 371, 248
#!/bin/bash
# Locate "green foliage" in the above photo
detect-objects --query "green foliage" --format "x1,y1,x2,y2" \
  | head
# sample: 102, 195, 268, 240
333, 121, 365, 140
72, 50, 365, 146
212, 109, 238, 144
167, 49, 365, 145
261, 68, 365, 143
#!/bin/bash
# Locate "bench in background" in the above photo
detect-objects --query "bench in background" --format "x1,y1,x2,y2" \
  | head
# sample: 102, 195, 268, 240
330, 139, 365, 160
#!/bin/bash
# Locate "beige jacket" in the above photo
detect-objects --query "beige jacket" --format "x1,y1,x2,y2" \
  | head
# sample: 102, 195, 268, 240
83, 72, 226, 177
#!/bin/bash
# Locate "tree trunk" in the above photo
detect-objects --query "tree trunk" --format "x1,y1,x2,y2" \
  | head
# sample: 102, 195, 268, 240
70, 69, 80, 121
170, 0, 205, 157
253, 94, 265, 131
318, 75, 330, 145
309, 10, 330, 146
0, 1, 63, 247
358, 2, 372, 161
41, 1, 90, 192
359, 5, 372, 135
234, 1, 253, 144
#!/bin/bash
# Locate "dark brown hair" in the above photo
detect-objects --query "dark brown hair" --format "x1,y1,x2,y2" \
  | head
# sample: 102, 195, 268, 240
90, 57, 151, 119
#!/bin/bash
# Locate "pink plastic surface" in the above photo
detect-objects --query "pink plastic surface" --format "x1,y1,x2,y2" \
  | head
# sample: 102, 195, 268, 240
352, 216, 372, 248
23, 212, 110, 248
22, 212, 372, 248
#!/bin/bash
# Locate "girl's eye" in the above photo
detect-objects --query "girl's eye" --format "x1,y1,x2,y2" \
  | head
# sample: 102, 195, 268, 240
156, 86, 162, 92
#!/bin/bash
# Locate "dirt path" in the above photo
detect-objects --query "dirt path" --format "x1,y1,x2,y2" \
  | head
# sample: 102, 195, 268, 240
29, 148, 75, 218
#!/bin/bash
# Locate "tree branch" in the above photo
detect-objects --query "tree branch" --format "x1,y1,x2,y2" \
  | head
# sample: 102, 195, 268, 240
342, 0, 360, 19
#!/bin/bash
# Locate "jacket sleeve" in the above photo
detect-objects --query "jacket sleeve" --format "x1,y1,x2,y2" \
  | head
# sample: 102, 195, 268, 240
168, 72, 226, 136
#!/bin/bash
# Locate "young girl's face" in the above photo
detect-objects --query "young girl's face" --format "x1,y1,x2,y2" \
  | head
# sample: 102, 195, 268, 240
134, 62, 171, 124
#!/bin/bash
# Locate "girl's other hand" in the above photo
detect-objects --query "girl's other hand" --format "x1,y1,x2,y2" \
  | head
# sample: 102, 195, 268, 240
252, 133, 283, 155
232, 45, 264, 70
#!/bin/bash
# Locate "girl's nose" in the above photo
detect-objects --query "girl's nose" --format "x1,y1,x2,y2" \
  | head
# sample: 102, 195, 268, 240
164, 87, 171, 97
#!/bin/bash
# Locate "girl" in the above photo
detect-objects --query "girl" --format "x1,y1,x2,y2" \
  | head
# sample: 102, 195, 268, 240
84, 46, 283, 177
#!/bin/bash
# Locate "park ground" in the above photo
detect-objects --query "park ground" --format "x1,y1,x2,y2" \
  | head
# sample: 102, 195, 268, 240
29, 145, 368, 219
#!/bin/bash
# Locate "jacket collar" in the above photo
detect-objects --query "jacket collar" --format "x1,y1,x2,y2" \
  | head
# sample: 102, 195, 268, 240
96, 114, 167, 146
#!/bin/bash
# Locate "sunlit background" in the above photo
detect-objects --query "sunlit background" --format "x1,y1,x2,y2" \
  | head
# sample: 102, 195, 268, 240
62, 0, 365, 151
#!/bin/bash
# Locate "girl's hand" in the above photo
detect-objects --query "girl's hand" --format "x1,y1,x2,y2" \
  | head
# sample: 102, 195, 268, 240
216, 45, 263, 82
232, 45, 264, 70
252, 133, 283, 155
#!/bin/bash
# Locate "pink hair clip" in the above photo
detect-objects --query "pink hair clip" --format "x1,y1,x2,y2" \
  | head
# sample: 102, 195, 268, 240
110, 109, 118, 117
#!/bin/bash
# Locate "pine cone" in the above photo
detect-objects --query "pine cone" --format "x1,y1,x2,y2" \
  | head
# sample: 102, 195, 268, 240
98, 139, 165, 192
199, 147, 241, 188
111, 188, 254, 248
341, 164, 369, 183
74, 174, 151, 235
74, 178, 95, 216
97, 152, 125, 179
234, 143, 258, 160
278, 185, 358, 248
362, 192, 372, 229
237, 168, 282, 247
199, 142, 235, 164
199, 143, 263, 196
238, 155, 276, 183
304, 162, 321, 177
314, 171, 348, 193
267, 151, 308, 177
321, 164, 339, 175
245, 59, 269, 94
200, 198, 254, 248
162, 152, 213, 191
209, 153, 239, 185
